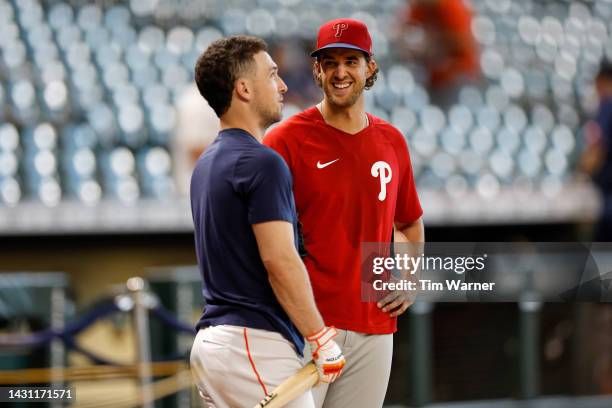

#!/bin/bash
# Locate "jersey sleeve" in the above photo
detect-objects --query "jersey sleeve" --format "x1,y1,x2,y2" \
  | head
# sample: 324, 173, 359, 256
393, 132, 423, 224
237, 149, 296, 225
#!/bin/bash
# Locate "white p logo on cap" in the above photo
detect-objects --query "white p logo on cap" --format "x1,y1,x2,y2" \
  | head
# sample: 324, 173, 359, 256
332, 22, 348, 37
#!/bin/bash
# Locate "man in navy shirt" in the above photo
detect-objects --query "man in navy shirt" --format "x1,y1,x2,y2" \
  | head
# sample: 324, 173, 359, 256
582, 60, 612, 241
189, 36, 346, 407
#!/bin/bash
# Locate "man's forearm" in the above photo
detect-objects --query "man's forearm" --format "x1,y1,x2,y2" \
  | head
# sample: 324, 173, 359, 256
266, 254, 325, 337
395, 218, 425, 279
396, 217, 425, 243
376, 218, 425, 315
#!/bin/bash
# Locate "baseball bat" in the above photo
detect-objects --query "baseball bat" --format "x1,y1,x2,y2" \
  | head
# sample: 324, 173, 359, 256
253, 361, 319, 408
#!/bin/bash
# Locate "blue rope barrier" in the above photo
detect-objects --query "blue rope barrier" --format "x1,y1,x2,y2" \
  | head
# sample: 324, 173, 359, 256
150, 303, 196, 334
62, 336, 123, 366
0, 300, 120, 348
0, 295, 198, 364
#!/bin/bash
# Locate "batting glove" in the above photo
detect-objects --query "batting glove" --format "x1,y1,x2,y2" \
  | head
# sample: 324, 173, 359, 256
306, 326, 346, 384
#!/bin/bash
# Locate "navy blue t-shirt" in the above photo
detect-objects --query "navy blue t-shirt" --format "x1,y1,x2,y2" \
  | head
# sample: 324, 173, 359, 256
190, 128, 304, 356
595, 98, 612, 194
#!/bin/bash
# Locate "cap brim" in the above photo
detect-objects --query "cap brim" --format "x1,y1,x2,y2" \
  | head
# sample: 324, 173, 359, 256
310, 43, 371, 57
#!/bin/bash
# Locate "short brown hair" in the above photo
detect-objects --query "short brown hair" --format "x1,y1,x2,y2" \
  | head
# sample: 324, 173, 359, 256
313, 54, 379, 90
195, 36, 268, 117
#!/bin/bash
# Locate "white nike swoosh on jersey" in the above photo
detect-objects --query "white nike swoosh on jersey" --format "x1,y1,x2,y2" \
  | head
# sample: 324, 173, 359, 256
316, 159, 340, 169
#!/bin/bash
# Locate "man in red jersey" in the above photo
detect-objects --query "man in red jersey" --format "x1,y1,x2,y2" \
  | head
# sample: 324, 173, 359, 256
264, 18, 424, 407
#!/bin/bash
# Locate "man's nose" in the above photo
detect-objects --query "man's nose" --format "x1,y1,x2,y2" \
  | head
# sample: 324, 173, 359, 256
334, 64, 348, 79
279, 77, 288, 93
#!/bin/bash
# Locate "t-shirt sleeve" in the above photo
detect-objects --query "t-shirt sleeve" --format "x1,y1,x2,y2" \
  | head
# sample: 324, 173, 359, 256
238, 149, 296, 225
394, 132, 423, 224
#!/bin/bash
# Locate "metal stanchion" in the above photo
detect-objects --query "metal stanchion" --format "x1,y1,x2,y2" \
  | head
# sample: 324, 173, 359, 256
519, 300, 541, 400
176, 280, 194, 408
50, 286, 65, 408
127, 277, 154, 408
147, 265, 201, 408
410, 301, 433, 407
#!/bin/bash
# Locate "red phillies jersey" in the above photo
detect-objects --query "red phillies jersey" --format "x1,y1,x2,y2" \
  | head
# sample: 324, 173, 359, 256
264, 107, 423, 334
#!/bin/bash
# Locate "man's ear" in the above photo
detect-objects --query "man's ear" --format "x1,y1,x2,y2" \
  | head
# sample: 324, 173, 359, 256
366, 58, 377, 78
313, 61, 323, 85
234, 78, 252, 102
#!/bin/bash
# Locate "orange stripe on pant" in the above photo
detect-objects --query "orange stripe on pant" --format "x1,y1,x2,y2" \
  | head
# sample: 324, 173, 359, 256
243, 328, 269, 396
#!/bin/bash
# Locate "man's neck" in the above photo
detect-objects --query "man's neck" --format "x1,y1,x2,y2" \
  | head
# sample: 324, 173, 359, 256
220, 110, 264, 142
318, 98, 369, 135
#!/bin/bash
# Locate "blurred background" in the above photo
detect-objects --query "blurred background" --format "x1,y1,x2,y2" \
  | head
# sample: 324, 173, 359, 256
1, 0, 612, 406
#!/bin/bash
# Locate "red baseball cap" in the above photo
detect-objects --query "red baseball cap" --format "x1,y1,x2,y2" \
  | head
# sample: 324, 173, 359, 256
311, 18, 373, 57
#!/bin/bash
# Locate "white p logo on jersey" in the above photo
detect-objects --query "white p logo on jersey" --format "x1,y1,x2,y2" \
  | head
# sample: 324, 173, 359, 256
371, 161, 392, 201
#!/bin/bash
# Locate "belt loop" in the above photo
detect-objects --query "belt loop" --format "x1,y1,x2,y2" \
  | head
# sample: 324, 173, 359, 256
343, 329, 353, 348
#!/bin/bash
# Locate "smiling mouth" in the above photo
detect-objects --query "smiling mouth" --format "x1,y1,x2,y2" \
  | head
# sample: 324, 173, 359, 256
332, 83, 351, 89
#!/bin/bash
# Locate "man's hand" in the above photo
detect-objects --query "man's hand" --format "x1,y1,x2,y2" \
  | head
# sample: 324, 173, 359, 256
377, 223, 423, 317
306, 326, 346, 384
377, 282, 415, 317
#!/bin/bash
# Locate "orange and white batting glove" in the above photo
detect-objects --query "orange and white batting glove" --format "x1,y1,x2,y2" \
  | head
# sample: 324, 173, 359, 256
306, 326, 346, 384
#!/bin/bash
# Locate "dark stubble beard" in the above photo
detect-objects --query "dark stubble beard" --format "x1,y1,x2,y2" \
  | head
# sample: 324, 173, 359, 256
324, 80, 365, 109
254, 99, 282, 130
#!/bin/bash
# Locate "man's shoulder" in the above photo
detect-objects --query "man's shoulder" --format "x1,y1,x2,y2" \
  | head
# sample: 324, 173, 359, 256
369, 114, 405, 141
240, 144, 290, 174
266, 107, 319, 141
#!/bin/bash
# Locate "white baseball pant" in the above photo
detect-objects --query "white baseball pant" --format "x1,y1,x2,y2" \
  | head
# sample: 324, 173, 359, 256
190, 325, 315, 408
